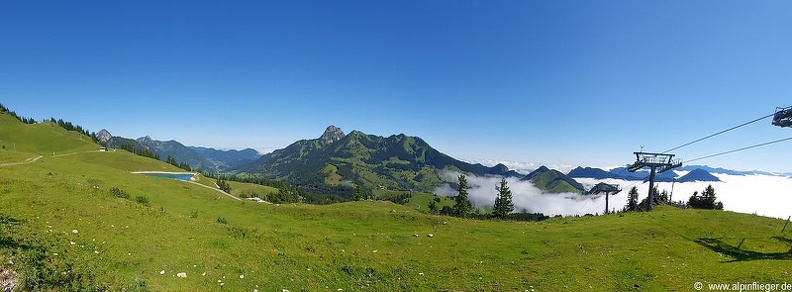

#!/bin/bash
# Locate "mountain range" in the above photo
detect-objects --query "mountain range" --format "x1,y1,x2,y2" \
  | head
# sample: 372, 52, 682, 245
246, 126, 524, 192
101, 130, 261, 172
521, 166, 585, 193
567, 166, 722, 183
99, 124, 770, 195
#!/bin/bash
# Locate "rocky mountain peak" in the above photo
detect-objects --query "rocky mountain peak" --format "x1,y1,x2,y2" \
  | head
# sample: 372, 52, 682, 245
320, 125, 345, 145
137, 135, 155, 145
96, 129, 112, 143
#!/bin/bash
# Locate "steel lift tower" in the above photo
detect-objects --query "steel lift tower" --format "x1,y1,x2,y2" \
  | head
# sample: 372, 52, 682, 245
627, 152, 681, 211
773, 106, 792, 128
589, 182, 621, 214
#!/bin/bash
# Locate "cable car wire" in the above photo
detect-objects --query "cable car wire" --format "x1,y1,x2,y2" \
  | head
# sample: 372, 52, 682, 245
662, 112, 777, 154
685, 136, 792, 163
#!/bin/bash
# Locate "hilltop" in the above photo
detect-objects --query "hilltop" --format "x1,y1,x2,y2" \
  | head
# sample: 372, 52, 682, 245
247, 126, 522, 192
521, 165, 585, 193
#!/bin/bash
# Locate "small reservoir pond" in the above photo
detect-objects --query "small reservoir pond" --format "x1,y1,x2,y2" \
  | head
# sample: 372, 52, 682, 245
140, 172, 195, 182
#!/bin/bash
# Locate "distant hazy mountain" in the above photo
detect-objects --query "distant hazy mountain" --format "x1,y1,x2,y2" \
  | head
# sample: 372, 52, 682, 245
567, 167, 620, 179
189, 146, 260, 171
104, 134, 149, 154
568, 165, 722, 183
676, 165, 775, 176
136, 136, 208, 169
100, 129, 259, 172
96, 129, 112, 143
246, 126, 522, 191
675, 168, 721, 182
521, 166, 585, 193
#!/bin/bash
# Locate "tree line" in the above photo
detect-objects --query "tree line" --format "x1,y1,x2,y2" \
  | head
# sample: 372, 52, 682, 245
623, 184, 723, 212
0, 102, 37, 125
165, 155, 193, 172
438, 174, 546, 221
1, 102, 105, 144
119, 142, 161, 160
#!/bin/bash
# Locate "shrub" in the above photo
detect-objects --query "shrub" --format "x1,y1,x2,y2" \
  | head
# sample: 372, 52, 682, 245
134, 196, 150, 206
216, 217, 228, 224
110, 187, 130, 199
126, 278, 148, 292
228, 226, 246, 238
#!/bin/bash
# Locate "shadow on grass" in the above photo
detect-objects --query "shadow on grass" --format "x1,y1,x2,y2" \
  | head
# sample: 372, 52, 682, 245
0, 214, 33, 250
695, 237, 792, 262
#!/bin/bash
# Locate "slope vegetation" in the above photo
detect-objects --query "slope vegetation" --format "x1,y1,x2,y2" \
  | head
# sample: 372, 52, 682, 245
249, 126, 520, 192
522, 165, 585, 193
0, 114, 97, 156
1, 113, 790, 290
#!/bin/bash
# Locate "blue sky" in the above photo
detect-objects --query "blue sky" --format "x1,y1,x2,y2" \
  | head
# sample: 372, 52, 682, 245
2, 1, 791, 172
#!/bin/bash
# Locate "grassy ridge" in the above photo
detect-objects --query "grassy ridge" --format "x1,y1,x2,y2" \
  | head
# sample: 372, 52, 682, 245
375, 189, 456, 213
0, 114, 97, 155
1, 113, 791, 290
2, 153, 791, 290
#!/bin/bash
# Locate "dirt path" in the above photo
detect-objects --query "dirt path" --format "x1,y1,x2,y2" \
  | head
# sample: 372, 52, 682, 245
52, 150, 100, 158
187, 181, 242, 201
132, 171, 243, 202
0, 155, 43, 167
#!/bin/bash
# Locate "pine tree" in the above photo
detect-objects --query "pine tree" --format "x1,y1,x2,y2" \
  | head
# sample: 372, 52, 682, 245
658, 190, 669, 204
701, 185, 715, 209
354, 187, 363, 201
625, 186, 639, 212
687, 185, 723, 210
688, 191, 702, 208
493, 178, 514, 219
428, 200, 438, 213
166, 155, 178, 167
452, 174, 472, 217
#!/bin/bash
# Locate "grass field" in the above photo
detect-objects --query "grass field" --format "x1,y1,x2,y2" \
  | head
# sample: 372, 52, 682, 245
374, 189, 456, 214
228, 180, 279, 199
2, 114, 792, 290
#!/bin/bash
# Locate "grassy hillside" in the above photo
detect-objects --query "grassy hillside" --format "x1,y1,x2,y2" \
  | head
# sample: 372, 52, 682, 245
228, 181, 279, 198
2, 153, 791, 290
249, 128, 521, 193
2, 114, 792, 290
375, 190, 456, 214
523, 166, 586, 193
0, 114, 98, 155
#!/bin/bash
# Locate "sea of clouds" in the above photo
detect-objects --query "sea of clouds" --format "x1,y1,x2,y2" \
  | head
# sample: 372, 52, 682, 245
435, 171, 792, 219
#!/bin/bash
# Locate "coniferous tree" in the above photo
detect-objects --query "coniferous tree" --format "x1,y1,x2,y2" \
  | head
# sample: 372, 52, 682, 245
217, 178, 232, 193
354, 187, 363, 201
688, 191, 701, 208
689, 184, 723, 210
178, 162, 192, 172
658, 190, 669, 204
625, 186, 639, 212
452, 174, 472, 217
166, 155, 178, 167
428, 200, 438, 214
493, 178, 514, 219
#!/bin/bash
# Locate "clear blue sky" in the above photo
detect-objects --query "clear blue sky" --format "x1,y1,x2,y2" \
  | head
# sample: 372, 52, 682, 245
2, 1, 791, 172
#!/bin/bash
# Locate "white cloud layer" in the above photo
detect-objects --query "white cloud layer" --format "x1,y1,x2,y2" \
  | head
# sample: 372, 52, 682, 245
436, 172, 792, 219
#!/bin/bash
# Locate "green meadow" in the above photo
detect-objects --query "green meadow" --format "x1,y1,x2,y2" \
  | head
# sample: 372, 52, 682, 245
1, 113, 791, 290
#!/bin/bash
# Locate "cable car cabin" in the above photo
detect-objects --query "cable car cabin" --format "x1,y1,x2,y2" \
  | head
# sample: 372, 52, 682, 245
773, 106, 792, 128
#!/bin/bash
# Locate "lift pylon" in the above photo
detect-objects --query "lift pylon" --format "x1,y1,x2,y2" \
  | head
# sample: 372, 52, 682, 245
588, 182, 621, 214
627, 152, 681, 211
772, 106, 792, 128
